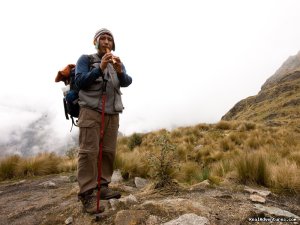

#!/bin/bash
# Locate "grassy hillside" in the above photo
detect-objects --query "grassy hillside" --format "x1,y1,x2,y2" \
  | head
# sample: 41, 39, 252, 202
115, 121, 300, 194
1, 121, 299, 194
222, 71, 300, 127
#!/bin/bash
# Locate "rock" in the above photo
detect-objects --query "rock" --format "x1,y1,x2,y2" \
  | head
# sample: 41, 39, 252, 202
163, 213, 210, 225
114, 210, 148, 225
123, 185, 138, 193
120, 194, 138, 205
254, 204, 300, 219
146, 215, 160, 225
54, 176, 69, 183
39, 181, 56, 188
109, 198, 121, 210
244, 186, 271, 197
134, 177, 149, 189
250, 194, 266, 204
65, 216, 73, 224
69, 175, 77, 183
190, 180, 210, 191
215, 194, 233, 199
11, 180, 26, 186
111, 170, 124, 183
142, 198, 208, 216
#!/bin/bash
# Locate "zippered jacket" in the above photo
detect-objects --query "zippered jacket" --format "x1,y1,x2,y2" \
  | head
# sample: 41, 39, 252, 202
75, 54, 132, 114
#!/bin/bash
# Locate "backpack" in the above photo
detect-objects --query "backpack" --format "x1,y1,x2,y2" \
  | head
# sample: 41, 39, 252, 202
55, 55, 100, 130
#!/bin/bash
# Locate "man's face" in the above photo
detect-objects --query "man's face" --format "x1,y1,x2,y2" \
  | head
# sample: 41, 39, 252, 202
97, 33, 114, 54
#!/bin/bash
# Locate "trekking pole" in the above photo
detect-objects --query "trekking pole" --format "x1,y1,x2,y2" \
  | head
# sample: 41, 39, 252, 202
96, 78, 108, 215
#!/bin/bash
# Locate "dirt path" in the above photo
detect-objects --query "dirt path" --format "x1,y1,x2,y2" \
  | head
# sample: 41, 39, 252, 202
0, 173, 299, 225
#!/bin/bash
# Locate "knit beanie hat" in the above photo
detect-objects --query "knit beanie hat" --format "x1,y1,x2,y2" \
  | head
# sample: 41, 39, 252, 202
94, 28, 115, 51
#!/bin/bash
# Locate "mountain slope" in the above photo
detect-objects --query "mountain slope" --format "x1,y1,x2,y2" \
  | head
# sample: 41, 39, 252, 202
222, 53, 300, 127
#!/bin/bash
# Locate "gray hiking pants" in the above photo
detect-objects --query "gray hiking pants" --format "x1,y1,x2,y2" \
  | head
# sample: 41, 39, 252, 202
77, 107, 119, 195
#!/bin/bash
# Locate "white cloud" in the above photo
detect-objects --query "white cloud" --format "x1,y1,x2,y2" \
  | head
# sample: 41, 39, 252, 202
1, 0, 300, 154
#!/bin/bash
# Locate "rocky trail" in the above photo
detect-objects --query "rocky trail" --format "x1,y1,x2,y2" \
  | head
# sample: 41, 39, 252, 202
0, 171, 299, 225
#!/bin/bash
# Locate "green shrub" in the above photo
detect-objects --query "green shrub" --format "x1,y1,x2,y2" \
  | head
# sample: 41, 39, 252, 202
148, 134, 177, 188
128, 133, 143, 150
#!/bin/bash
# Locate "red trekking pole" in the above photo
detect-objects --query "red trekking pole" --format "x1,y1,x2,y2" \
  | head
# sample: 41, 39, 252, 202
96, 79, 107, 214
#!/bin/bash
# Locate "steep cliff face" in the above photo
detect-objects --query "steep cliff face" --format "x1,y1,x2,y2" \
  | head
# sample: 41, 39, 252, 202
262, 51, 300, 89
222, 52, 300, 126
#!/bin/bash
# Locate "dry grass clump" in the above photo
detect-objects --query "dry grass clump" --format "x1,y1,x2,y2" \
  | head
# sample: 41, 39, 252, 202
219, 138, 235, 151
288, 151, 300, 166
211, 160, 233, 178
113, 121, 300, 194
234, 151, 270, 186
175, 162, 205, 184
114, 150, 149, 179
237, 121, 256, 131
270, 160, 300, 194
0, 152, 77, 181
0, 155, 21, 180
215, 120, 232, 130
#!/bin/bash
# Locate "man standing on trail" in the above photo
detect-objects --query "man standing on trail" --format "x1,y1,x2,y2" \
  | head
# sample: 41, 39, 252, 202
75, 28, 132, 214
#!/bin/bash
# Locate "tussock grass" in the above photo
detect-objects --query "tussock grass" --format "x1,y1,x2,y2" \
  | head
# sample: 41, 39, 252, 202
114, 149, 149, 179
2, 120, 299, 195
175, 162, 206, 184
0, 152, 77, 181
0, 155, 21, 180
270, 160, 300, 194
288, 151, 300, 166
216, 120, 232, 130
211, 160, 233, 178
235, 152, 270, 186
114, 120, 299, 194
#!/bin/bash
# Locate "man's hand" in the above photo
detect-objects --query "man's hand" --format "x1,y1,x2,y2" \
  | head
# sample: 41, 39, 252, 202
100, 53, 123, 74
99, 52, 113, 71
112, 56, 123, 74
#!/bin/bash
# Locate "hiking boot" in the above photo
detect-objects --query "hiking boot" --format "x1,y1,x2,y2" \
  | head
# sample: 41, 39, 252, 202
99, 186, 121, 200
79, 194, 105, 214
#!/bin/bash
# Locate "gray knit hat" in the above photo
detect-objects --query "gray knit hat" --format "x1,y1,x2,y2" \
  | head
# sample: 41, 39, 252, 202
94, 28, 115, 51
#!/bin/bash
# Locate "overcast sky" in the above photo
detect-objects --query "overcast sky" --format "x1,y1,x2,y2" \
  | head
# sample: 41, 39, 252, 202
1, 0, 300, 151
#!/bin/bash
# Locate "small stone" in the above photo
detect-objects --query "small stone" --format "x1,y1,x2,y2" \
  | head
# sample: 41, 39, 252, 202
39, 181, 56, 188
134, 177, 149, 189
254, 204, 300, 220
115, 210, 147, 225
55, 176, 69, 182
244, 186, 271, 197
190, 180, 210, 191
109, 198, 120, 210
111, 170, 124, 183
65, 216, 73, 224
69, 175, 77, 183
120, 194, 138, 205
146, 215, 160, 225
163, 213, 209, 225
11, 180, 26, 186
123, 185, 137, 193
250, 194, 266, 203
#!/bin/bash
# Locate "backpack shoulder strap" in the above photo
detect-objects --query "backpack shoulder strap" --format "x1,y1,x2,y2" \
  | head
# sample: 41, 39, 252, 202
88, 53, 101, 65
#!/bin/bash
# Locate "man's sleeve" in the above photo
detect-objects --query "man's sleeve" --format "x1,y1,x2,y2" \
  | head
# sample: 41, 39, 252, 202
118, 64, 132, 87
75, 54, 103, 89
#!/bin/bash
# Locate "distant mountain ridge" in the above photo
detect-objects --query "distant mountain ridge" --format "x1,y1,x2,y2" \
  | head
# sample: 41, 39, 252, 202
222, 51, 300, 126
262, 51, 300, 89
